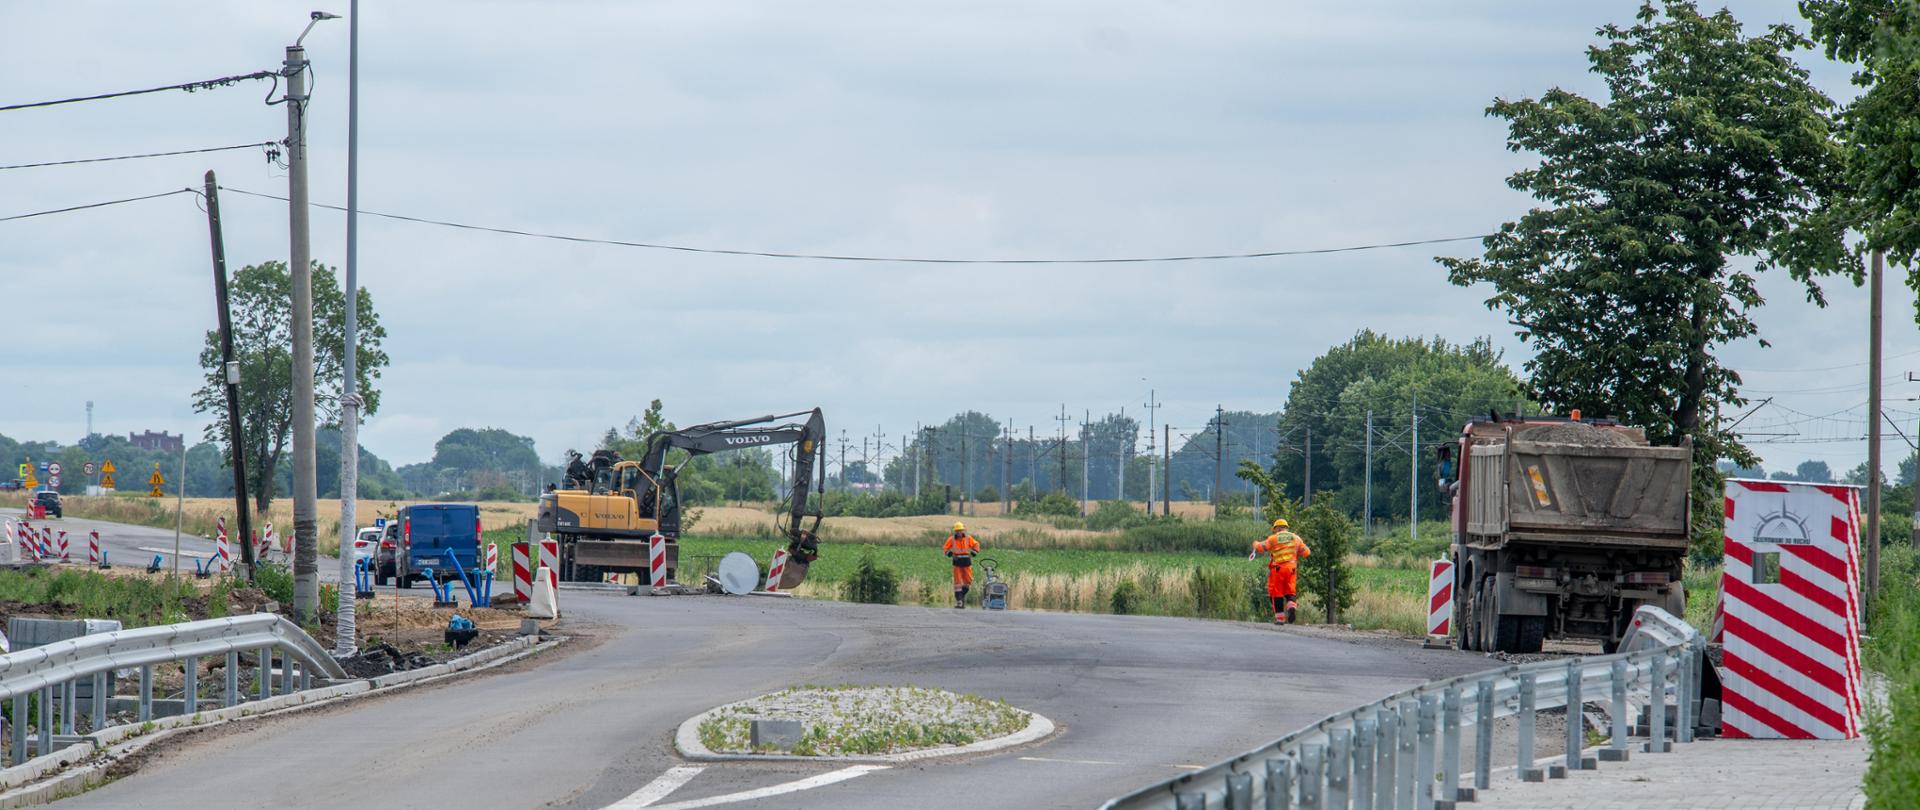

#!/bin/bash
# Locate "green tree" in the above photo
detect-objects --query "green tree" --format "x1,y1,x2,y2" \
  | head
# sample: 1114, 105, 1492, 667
1439, 2, 1856, 555
192, 260, 388, 513
1233, 462, 1357, 618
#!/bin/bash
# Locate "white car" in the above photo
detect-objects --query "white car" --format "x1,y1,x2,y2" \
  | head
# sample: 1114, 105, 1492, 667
352, 527, 382, 567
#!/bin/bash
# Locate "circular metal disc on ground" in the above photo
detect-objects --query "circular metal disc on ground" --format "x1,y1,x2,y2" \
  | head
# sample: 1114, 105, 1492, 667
717, 552, 759, 595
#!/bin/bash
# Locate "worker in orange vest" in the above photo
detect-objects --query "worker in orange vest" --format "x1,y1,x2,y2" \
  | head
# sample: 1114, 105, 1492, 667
1251, 517, 1311, 625
944, 522, 981, 609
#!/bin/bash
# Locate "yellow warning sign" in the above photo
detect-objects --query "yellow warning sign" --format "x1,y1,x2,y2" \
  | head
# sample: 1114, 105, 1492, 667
23, 470, 37, 490
101, 474, 116, 490
148, 463, 165, 497
1526, 465, 1552, 507
101, 459, 117, 475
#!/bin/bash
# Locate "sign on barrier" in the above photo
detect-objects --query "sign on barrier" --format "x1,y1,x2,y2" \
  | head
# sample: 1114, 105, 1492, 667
538, 538, 558, 590
511, 542, 533, 602
1428, 558, 1453, 637
1719, 479, 1864, 740
215, 516, 231, 573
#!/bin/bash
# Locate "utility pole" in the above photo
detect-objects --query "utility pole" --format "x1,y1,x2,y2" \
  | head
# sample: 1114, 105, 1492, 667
1866, 250, 1884, 604
334, 0, 361, 655
1303, 425, 1313, 506
1003, 419, 1013, 514
912, 422, 921, 497
1213, 406, 1226, 514
1027, 426, 1036, 495
285, 28, 321, 618
1082, 408, 1091, 516
1163, 424, 1172, 516
1363, 410, 1374, 540
1411, 399, 1420, 544
924, 426, 939, 500
203, 172, 256, 581
1054, 405, 1072, 495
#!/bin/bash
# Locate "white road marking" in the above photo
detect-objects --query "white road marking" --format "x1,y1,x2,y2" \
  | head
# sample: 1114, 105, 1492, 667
637, 765, 888, 810
138, 546, 212, 559
1019, 756, 1203, 770
605, 765, 706, 808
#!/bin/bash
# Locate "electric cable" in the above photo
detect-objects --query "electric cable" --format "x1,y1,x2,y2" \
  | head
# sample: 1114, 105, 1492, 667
0, 188, 196, 223
1, 71, 277, 113
0, 142, 278, 171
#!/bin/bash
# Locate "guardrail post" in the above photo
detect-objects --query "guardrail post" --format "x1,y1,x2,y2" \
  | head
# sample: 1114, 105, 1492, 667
138, 665, 153, 722
91, 672, 106, 730
225, 651, 239, 707
1228, 771, 1255, 810
1266, 756, 1293, 810
184, 656, 199, 715
1562, 659, 1583, 775
1300, 744, 1326, 810
1646, 653, 1669, 754
11, 692, 27, 766
1374, 707, 1394, 804
1517, 674, 1542, 781
1602, 659, 1629, 762
35, 686, 51, 759
257, 646, 272, 701
61, 680, 74, 736
1677, 640, 1698, 744
280, 647, 294, 694
1395, 700, 1416, 810
1328, 728, 1352, 809
1473, 680, 1493, 791
1439, 687, 1461, 809
1415, 695, 1438, 809
1354, 718, 1376, 810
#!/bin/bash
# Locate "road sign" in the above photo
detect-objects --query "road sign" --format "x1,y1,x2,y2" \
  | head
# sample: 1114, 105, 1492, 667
100, 460, 116, 475
374, 518, 387, 528
101, 474, 116, 490
22, 469, 36, 490
82, 462, 96, 476
47, 462, 61, 477
14, 464, 25, 478
36, 463, 47, 473
47, 475, 61, 489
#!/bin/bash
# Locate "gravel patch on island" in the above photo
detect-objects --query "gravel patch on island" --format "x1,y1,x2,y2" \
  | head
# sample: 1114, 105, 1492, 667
696, 685, 1030, 756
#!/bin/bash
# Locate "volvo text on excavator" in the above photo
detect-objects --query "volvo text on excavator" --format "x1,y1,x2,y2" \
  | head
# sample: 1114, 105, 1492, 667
536, 408, 827, 586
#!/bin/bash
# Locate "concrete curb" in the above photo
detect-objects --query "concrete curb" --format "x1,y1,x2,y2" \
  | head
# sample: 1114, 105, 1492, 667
0, 634, 563, 809
674, 699, 1056, 764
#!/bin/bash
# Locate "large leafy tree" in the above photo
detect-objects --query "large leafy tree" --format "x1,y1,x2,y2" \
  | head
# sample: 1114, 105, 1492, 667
193, 260, 389, 513
1439, 2, 1857, 551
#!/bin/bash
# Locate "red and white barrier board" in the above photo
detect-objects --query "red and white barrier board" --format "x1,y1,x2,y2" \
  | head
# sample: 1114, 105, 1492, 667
1719, 479, 1864, 740
484, 541, 499, 573
215, 516, 231, 573
88, 530, 100, 566
511, 542, 533, 602
648, 534, 667, 589
1428, 558, 1454, 637
765, 549, 789, 592
56, 531, 68, 562
538, 538, 559, 590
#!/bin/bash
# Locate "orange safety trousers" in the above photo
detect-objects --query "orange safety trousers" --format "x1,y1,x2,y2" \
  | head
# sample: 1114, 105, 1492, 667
1266, 564, 1297, 598
952, 565, 974, 586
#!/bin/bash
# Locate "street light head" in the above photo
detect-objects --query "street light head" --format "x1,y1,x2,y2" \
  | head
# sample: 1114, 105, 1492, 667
311, 11, 341, 20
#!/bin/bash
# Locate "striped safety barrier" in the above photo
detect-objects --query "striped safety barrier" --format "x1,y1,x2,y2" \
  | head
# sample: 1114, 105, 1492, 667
34, 528, 50, 560
215, 516, 231, 573
89, 530, 101, 567
648, 534, 667, 589
484, 540, 499, 573
1428, 557, 1453, 637
1719, 478, 1864, 740
511, 542, 533, 602
261, 523, 276, 559
538, 538, 559, 590
56, 531, 68, 563
764, 549, 789, 592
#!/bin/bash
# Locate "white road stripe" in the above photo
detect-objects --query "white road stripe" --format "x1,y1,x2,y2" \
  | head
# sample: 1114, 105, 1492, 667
137, 546, 212, 559
640, 765, 887, 810
1019, 756, 1203, 770
606, 765, 706, 809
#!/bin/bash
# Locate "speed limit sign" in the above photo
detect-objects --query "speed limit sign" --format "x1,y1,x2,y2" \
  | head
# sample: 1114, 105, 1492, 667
83, 462, 97, 476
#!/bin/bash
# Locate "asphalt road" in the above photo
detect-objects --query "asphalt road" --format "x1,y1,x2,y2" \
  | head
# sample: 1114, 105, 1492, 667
53, 588, 1492, 810
0, 508, 336, 581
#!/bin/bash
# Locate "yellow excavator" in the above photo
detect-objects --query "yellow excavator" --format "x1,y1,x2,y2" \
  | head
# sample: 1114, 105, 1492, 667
535, 408, 826, 586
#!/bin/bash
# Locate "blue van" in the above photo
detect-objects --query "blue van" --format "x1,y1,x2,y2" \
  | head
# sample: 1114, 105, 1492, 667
375, 504, 482, 588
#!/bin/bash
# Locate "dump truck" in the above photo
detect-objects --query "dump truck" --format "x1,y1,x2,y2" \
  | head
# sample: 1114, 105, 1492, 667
1448, 415, 1690, 653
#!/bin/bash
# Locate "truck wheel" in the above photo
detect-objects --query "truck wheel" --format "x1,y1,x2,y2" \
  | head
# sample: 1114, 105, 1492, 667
1516, 616, 1546, 654
1494, 615, 1522, 652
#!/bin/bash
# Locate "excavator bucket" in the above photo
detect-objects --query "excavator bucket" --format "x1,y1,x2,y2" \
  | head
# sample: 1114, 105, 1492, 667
776, 557, 811, 589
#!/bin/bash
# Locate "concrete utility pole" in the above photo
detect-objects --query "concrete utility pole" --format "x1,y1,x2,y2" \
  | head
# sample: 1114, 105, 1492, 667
1363, 410, 1374, 539
1082, 408, 1092, 516
912, 422, 921, 497
285, 23, 323, 618
1144, 390, 1159, 510
1411, 399, 1420, 544
203, 172, 256, 582
1163, 424, 1172, 516
333, 1, 360, 656
1003, 419, 1013, 514
1303, 425, 1313, 506
1027, 426, 1036, 495
958, 423, 969, 515
1866, 250, 1884, 604
1055, 405, 1072, 495
1116, 407, 1127, 504
1213, 406, 1226, 513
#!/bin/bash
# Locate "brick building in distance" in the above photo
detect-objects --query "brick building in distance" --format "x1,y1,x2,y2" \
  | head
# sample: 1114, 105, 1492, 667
128, 431, 183, 453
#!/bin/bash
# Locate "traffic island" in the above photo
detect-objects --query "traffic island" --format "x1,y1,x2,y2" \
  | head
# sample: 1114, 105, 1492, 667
676, 685, 1054, 763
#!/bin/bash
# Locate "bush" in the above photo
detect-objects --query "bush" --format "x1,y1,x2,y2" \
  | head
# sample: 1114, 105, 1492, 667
841, 546, 900, 604
974, 486, 999, 504
1014, 492, 1080, 518
1109, 580, 1139, 615
1086, 500, 1149, 532
1288, 501, 1358, 619
1117, 518, 1265, 555
821, 490, 948, 518
254, 561, 295, 605
1865, 544, 1920, 805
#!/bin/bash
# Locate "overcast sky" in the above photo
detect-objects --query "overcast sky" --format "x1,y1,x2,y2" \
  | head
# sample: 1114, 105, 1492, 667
2, 1, 1915, 477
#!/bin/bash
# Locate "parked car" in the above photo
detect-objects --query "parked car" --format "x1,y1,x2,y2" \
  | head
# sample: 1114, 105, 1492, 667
0, 480, 22, 491
32, 491, 61, 518
374, 504, 481, 588
352, 526, 382, 568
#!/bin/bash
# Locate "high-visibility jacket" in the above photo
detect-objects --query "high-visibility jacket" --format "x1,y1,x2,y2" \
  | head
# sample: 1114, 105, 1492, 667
1253, 532, 1310, 569
943, 535, 980, 557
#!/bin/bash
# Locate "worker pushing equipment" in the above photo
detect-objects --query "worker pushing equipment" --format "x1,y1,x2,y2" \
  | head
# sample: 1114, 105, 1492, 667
1250, 518, 1311, 625
944, 522, 981, 609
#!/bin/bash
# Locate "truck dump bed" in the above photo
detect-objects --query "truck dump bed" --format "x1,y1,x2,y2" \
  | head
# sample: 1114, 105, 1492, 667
1464, 421, 1690, 548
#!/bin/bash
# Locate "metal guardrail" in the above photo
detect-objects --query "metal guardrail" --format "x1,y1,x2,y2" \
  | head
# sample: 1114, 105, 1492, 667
1100, 606, 1707, 810
0, 613, 347, 767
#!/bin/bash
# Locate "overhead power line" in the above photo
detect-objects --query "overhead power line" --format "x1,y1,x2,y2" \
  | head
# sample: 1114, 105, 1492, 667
0, 188, 197, 224
0, 141, 277, 171
219, 186, 1493, 265
0, 70, 277, 113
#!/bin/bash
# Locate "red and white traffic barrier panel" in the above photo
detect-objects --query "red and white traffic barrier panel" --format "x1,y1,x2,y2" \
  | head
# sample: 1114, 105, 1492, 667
56, 531, 68, 563
1428, 558, 1454, 637
511, 542, 533, 602
215, 516, 231, 573
260, 523, 276, 559
538, 537, 559, 590
1719, 478, 1865, 740
88, 530, 101, 567
764, 549, 789, 592
648, 534, 667, 589
34, 528, 51, 560
484, 540, 499, 572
